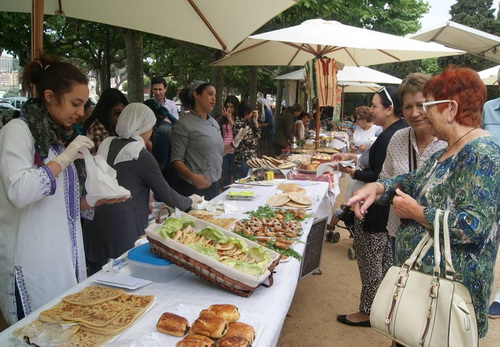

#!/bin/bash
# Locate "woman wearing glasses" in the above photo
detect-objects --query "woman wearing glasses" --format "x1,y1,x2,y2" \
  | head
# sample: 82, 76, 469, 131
336, 86, 407, 327
83, 88, 128, 154
347, 67, 500, 338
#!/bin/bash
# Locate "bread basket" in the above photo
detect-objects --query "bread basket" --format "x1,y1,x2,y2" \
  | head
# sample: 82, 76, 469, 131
145, 208, 282, 297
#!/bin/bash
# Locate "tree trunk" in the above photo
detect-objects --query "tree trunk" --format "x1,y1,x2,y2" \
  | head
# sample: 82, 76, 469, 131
212, 66, 224, 116
122, 29, 144, 102
275, 80, 284, 118
249, 66, 258, 102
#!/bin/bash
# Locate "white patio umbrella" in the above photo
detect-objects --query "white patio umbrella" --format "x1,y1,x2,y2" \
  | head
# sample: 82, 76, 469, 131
411, 21, 500, 64
1, 0, 298, 55
478, 65, 500, 85
214, 19, 464, 67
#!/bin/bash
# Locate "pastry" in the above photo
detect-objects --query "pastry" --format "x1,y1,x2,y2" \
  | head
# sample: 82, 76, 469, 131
200, 304, 240, 322
156, 312, 190, 337
218, 336, 252, 347
175, 334, 215, 347
224, 321, 255, 343
191, 313, 229, 338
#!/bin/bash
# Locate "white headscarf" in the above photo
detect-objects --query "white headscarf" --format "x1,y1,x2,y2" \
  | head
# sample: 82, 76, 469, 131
257, 98, 271, 122
97, 103, 156, 165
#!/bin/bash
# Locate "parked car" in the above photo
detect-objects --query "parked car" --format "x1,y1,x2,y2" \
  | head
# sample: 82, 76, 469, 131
0, 102, 18, 118
2, 96, 27, 109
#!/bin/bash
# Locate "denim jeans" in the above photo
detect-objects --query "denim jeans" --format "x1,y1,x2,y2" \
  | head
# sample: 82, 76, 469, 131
235, 161, 250, 180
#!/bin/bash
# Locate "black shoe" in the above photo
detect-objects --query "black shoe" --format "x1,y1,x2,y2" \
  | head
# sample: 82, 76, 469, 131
336, 314, 371, 327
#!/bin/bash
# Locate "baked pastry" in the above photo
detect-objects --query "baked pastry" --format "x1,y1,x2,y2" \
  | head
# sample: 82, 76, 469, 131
224, 321, 255, 343
218, 336, 252, 347
200, 304, 240, 323
175, 334, 215, 347
191, 313, 229, 338
156, 312, 190, 337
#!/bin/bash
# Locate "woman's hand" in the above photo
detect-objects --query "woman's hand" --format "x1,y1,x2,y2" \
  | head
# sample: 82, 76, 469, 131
392, 188, 430, 228
357, 144, 368, 152
222, 107, 234, 125
191, 173, 211, 189
252, 110, 260, 127
347, 182, 384, 218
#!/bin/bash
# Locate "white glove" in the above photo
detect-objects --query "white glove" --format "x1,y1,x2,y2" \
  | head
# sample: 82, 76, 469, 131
189, 194, 204, 209
53, 135, 94, 170
232, 126, 250, 148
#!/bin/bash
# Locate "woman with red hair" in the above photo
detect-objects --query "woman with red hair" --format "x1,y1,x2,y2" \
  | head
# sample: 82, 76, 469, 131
347, 66, 500, 338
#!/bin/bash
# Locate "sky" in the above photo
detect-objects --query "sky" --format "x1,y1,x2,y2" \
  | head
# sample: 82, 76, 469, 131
420, 0, 500, 30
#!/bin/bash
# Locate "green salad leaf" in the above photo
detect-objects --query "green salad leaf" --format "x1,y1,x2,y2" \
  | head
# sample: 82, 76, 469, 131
197, 226, 227, 243
222, 258, 266, 276
187, 243, 219, 260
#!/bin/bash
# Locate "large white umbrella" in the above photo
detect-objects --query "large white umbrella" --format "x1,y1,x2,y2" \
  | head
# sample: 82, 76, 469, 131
411, 21, 500, 64
1, 0, 298, 53
478, 65, 500, 85
214, 19, 464, 67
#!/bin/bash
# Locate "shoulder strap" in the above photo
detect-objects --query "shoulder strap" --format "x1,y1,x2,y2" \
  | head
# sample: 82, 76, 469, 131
408, 131, 417, 171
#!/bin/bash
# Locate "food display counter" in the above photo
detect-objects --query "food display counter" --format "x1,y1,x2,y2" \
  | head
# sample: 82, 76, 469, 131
0, 181, 333, 347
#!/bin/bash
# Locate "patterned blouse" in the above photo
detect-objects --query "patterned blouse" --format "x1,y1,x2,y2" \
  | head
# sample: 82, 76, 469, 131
378, 136, 500, 337
234, 117, 261, 167
86, 119, 111, 155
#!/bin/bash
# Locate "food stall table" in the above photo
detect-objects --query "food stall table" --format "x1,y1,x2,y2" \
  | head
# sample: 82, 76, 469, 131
0, 181, 332, 347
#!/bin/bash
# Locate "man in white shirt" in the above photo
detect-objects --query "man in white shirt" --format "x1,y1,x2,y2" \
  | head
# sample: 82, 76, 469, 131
150, 76, 179, 120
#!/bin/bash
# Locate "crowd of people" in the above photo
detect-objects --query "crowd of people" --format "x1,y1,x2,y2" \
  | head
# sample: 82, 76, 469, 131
0, 53, 500, 345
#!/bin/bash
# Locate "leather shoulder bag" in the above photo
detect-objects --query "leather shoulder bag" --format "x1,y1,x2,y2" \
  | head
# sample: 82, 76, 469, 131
370, 209, 478, 347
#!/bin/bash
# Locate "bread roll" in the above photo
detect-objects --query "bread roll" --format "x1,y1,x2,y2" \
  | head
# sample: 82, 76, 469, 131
175, 334, 215, 347
225, 321, 255, 343
201, 304, 240, 323
191, 313, 228, 338
156, 312, 190, 337
218, 336, 252, 347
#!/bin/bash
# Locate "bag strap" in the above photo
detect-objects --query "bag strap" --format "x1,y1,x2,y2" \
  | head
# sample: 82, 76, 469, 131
402, 231, 432, 270
408, 132, 417, 172
433, 209, 442, 275
441, 210, 455, 279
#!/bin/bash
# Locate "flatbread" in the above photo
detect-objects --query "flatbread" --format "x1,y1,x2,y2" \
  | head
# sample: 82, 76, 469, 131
278, 183, 306, 194
61, 300, 126, 327
288, 193, 312, 206
80, 306, 147, 335
285, 201, 311, 208
266, 194, 290, 207
39, 301, 76, 324
277, 162, 295, 169
62, 286, 124, 306
64, 327, 114, 346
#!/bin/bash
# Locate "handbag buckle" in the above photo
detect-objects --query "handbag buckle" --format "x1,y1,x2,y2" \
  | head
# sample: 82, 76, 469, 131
396, 273, 408, 287
429, 282, 439, 298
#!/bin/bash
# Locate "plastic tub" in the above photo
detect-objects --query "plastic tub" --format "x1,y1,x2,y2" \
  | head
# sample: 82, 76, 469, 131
127, 243, 185, 282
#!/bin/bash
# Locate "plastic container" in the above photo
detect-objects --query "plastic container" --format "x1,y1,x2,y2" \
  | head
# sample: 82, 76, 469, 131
127, 243, 185, 282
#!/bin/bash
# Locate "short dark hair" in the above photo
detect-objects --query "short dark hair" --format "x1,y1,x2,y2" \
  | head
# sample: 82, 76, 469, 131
151, 76, 167, 88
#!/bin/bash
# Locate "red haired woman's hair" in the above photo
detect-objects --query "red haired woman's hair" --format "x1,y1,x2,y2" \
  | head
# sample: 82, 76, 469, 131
423, 66, 486, 127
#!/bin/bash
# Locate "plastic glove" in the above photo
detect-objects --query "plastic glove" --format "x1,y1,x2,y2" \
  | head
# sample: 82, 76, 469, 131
189, 194, 204, 207
53, 135, 94, 170
232, 126, 250, 148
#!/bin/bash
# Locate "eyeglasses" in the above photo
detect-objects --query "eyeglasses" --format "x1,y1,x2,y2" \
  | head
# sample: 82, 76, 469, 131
422, 100, 451, 113
377, 86, 394, 107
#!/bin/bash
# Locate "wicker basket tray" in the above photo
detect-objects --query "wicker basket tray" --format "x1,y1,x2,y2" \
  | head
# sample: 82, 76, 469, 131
146, 209, 282, 297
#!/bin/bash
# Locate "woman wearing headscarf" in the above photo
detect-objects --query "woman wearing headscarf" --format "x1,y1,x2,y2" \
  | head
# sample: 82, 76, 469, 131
83, 103, 200, 275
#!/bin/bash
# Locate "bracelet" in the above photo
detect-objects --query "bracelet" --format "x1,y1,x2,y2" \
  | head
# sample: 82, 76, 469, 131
350, 168, 356, 178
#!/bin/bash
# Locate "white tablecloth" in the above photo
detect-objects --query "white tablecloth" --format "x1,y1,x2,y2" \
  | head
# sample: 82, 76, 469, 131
0, 181, 332, 347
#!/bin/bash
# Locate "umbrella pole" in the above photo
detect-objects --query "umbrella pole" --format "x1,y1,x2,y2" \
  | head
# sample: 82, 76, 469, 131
315, 102, 320, 150
31, 0, 44, 61
341, 86, 345, 121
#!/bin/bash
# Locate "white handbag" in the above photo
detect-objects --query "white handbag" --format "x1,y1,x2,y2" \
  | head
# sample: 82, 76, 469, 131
370, 209, 478, 347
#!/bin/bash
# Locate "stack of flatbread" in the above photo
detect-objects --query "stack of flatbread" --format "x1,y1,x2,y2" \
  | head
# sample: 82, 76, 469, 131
189, 211, 237, 230
247, 155, 295, 170
13, 286, 154, 346
266, 192, 312, 208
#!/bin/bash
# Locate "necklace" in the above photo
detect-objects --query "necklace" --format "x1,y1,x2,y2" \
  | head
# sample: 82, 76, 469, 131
438, 127, 478, 160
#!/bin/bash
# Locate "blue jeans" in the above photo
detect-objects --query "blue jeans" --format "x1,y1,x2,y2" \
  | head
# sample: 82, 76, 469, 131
221, 153, 236, 188
235, 161, 250, 180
